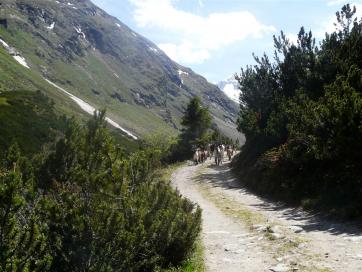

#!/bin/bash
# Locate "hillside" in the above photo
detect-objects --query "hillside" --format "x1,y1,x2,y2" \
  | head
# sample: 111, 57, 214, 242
0, 0, 239, 139
0, 42, 139, 153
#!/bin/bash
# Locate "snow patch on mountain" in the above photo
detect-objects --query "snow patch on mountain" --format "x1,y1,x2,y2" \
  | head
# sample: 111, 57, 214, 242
0, 37, 30, 68
148, 46, 158, 53
218, 77, 240, 103
0, 38, 10, 48
44, 79, 138, 140
178, 69, 189, 84
74, 26, 86, 39
47, 22, 55, 30
13, 55, 30, 68
178, 69, 189, 76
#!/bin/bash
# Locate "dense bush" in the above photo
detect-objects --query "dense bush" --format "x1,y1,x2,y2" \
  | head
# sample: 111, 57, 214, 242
234, 5, 362, 217
0, 90, 67, 156
0, 111, 201, 271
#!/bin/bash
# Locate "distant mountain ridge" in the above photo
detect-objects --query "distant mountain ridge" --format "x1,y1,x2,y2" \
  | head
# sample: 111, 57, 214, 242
0, 0, 239, 139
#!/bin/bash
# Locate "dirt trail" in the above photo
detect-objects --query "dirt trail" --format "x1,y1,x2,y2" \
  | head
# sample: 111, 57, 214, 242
171, 158, 362, 272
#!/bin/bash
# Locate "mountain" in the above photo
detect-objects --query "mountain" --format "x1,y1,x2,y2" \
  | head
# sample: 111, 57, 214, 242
0, 0, 239, 140
218, 77, 240, 104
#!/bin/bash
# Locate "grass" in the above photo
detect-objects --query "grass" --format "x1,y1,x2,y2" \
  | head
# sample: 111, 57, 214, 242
163, 239, 205, 272
157, 162, 185, 181
0, 97, 8, 105
157, 163, 205, 272
108, 127, 140, 153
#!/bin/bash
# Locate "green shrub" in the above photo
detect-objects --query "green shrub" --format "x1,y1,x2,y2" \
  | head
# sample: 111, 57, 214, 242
0, 111, 202, 271
234, 5, 362, 217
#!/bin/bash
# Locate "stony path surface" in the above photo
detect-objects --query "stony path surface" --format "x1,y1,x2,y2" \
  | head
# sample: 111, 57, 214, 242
171, 158, 362, 272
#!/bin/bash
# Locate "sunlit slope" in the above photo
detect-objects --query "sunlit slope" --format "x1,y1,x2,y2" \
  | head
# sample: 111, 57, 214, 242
0, 45, 139, 150
0, 0, 239, 139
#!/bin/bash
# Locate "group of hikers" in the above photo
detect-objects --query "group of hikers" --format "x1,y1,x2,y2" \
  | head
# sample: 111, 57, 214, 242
193, 143, 235, 166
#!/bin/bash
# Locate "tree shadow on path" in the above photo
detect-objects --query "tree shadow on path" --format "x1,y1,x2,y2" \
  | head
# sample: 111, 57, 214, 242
195, 159, 362, 237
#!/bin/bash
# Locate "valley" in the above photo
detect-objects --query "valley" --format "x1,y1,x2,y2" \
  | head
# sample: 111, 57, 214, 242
0, 1, 361, 271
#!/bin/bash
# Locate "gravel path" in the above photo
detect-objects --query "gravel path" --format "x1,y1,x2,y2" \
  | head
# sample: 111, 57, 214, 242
171, 158, 362, 272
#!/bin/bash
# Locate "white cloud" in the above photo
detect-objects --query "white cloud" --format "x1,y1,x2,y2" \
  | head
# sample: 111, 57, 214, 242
158, 42, 210, 64
286, 33, 298, 45
327, 0, 348, 6
128, 0, 275, 64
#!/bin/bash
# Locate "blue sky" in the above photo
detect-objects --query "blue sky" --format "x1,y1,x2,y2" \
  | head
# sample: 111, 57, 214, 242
91, 0, 362, 83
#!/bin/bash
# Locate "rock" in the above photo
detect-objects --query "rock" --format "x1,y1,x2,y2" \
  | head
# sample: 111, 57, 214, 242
336, 242, 345, 246
252, 224, 267, 232
343, 236, 362, 242
270, 233, 285, 240
270, 263, 290, 272
297, 243, 306, 249
224, 243, 238, 252
270, 225, 281, 233
289, 226, 303, 233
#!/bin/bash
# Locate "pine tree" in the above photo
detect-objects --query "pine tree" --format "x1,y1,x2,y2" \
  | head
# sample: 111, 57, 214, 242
0, 148, 52, 271
175, 97, 211, 159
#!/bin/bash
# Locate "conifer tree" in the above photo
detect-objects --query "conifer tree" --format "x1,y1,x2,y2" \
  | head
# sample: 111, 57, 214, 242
176, 96, 211, 159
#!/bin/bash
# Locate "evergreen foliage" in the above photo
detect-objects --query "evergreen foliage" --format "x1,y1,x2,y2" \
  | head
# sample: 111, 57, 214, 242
0, 91, 67, 156
234, 5, 362, 218
0, 111, 201, 271
169, 97, 212, 161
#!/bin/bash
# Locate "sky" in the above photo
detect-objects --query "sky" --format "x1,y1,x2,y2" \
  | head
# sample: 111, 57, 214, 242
91, 0, 362, 83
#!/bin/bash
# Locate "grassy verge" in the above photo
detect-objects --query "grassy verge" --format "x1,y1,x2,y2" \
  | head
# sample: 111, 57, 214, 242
158, 163, 205, 272
162, 239, 205, 272
158, 162, 185, 182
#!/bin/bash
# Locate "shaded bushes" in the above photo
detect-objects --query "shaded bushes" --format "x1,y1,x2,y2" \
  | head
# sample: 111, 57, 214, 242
233, 5, 362, 218
0, 90, 67, 156
0, 111, 201, 271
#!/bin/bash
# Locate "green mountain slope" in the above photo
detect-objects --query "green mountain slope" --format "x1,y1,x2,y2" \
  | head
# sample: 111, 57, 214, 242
0, 44, 139, 154
0, 0, 239, 139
